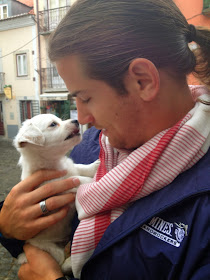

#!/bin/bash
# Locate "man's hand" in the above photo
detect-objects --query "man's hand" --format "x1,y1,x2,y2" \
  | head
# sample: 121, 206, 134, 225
18, 244, 64, 280
0, 170, 80, 240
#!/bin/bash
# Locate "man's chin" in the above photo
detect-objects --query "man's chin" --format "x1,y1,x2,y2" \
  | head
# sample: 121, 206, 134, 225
109, 137, 137, 151
107, 137, 126, 150
100, 130, 131, 150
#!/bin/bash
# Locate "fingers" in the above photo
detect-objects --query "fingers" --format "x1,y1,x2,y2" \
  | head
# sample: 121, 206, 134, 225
30, 177, 80, 204
33, 206, 70, 232
10, 172, 79, 215
0, 170, 80, 240
18, 263, 31, 280
23, 244, 47, 261
40, 192, 76, 213
9, 170, 68, 202
18, 169, 68, 193
18, 244, 63, 280
10, 205, 70, 240
29, 192, 76, 219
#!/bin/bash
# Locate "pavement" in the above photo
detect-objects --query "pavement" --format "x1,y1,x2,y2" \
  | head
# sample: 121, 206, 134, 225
0, 136, 21, 280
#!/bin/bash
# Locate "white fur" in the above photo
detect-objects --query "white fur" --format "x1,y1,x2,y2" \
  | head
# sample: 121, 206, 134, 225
14, 114, 99, 274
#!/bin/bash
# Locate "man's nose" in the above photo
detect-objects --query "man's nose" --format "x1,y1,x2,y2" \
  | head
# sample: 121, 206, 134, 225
76, 101, 94, 125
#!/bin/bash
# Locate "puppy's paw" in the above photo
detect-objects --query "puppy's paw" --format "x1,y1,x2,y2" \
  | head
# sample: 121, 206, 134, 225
94, 159, 100, 170
89, 159, 100, 175
61, 256, 72, 275
49, 247, 65, 266
17, 252, 27, 265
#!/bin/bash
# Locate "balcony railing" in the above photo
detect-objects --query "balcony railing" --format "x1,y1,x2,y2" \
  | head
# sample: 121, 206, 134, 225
38, 6, 70, 33
41, 67, 66, 90
0, 72, 5, 93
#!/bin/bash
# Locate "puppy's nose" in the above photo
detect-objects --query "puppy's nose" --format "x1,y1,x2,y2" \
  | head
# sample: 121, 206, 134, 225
71, 120, 79, 127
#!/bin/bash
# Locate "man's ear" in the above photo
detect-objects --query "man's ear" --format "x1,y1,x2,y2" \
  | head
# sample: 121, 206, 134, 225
14, 122, 45, 148
127, 58, 160, 101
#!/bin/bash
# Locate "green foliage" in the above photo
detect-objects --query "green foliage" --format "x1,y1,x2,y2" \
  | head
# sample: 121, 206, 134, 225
203, 0, 210, 9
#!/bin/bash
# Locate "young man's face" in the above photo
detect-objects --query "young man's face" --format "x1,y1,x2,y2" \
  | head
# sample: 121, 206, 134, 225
56, 55, 147, 150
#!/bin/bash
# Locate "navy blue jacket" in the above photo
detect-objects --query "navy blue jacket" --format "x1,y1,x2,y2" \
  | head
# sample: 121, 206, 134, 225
78, 147, 210, 280
70, 129, 210, 280
1, 127, 210, 279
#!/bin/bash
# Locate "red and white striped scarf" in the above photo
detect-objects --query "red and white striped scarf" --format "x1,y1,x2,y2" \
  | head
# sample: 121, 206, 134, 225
71, 86, 210, 278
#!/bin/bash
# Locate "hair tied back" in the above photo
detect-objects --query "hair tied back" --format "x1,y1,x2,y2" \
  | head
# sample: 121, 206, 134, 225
188, 24, 197, 43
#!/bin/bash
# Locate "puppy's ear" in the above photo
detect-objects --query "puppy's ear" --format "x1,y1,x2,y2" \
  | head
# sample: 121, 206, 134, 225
14, 123, 45, 148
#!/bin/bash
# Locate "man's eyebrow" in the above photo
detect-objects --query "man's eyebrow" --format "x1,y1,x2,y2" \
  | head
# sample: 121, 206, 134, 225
70, 90, 81, 98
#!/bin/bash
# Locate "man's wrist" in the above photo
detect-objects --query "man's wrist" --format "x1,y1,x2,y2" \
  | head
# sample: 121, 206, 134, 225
0, 218, 6, 238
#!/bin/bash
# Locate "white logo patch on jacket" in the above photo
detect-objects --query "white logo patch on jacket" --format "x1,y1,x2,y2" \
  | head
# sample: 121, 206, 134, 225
141, 217, 188, 247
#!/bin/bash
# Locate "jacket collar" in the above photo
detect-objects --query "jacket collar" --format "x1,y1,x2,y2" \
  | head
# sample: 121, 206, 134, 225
91, 148, 210, 258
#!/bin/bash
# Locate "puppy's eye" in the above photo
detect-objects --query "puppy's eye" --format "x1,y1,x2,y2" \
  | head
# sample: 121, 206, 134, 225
49, 122, 57, 127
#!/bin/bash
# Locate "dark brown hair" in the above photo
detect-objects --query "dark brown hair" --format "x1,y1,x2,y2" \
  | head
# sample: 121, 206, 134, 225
48, 0, 210, 92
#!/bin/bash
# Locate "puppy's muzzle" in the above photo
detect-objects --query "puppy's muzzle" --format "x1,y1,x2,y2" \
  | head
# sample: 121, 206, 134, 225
71, 120, 79, 127
65, 120, 80, 141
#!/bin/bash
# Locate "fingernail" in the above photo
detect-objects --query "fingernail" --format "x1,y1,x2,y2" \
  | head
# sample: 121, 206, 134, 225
73, 178, 80, 186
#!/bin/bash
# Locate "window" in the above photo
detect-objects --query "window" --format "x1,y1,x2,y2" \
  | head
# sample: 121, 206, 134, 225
49, 0, 67, 9
49, 65, 65, 88
48, 0, 69, 30
16, 53, 28, 77
0, 5, 8, 20
20, 101, 31, 122
20, 100, 40, 123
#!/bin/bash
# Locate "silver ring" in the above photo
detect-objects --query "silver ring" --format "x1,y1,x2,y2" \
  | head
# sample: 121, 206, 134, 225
40, 200, 48, 214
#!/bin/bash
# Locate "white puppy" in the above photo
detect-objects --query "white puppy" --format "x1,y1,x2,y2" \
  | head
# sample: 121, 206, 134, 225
13, 114, 99, 274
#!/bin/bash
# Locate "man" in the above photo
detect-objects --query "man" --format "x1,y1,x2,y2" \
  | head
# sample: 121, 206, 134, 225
1, 0, 210, 279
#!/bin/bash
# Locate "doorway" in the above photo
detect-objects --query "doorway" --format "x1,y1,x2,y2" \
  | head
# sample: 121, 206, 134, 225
0, 101, 4, 135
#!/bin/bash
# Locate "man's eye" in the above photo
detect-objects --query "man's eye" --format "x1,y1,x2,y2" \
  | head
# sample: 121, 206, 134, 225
49, 122, 57, 127
81, 98, 91, 104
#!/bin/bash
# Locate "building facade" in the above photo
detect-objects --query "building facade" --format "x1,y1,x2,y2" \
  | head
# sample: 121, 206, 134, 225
0, 0, 79, 139
0, 0, 209, 138
0, 0, 39, 138
35, 0, 78, 121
